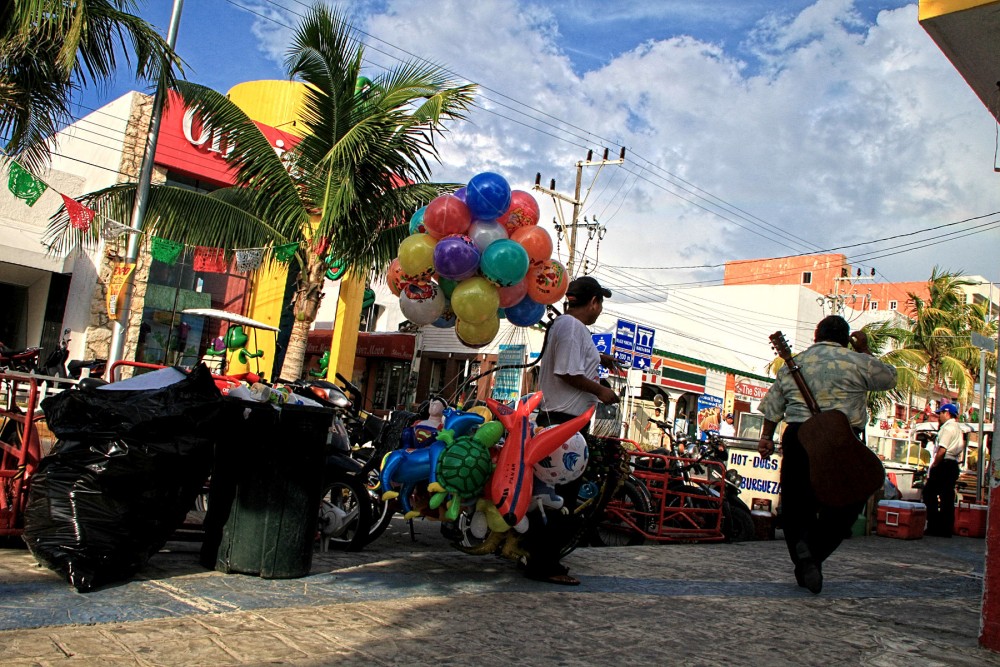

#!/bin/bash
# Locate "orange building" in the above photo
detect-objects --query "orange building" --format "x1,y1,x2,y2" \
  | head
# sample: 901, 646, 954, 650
723, 253, 930, 315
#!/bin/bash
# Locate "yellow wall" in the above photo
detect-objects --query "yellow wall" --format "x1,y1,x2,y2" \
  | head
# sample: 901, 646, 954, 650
225, 80, 363, 381
919, 0, 1000, 20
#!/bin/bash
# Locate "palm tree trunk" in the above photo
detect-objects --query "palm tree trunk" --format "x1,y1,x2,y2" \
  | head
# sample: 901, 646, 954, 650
279, 252, 328, 380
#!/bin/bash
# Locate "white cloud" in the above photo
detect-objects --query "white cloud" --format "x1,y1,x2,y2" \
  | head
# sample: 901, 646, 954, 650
243, 0, 999, 289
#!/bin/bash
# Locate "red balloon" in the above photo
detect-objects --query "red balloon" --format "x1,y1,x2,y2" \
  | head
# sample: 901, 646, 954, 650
497, 190, 540, 234
424, 195, 472, 239
498, 282, 527, 308
525, 259, 568, 305
510, 226, 552, 265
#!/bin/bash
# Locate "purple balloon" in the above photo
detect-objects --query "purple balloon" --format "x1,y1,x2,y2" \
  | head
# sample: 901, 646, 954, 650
453, 186, 467, 202
505, 295, 545, 326
433, 234, 481, 280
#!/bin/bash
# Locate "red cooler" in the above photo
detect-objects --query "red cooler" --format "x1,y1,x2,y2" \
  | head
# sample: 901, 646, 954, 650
954, 502, 988, 537
876, 500, 927, 540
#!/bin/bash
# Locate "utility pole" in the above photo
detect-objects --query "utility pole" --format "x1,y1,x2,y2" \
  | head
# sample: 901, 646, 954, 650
823, 266, 876, 315
533, 147, 625, 277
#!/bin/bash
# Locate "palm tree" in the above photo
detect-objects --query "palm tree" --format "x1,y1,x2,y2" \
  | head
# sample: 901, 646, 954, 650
45, 5, 476, 380
901, 267, 985, 405
0, 1, 180, 171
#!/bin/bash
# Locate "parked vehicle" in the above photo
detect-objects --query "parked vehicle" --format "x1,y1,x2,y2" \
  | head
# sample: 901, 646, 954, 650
37, 329, 107, 383
0, 341, 40, 373
594, 431, 755, 546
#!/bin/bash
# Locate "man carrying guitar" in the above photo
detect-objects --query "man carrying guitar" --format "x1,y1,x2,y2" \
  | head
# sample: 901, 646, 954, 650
757, 316, 897, 594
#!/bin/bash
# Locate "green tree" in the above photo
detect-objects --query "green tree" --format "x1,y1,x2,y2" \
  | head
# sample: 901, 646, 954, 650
0, 0, 180, 171
45, 5, 475, 380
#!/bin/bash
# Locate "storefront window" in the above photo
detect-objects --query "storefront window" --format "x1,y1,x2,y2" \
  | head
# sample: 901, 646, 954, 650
373, 361, 409, 411
138, 249, 248, 369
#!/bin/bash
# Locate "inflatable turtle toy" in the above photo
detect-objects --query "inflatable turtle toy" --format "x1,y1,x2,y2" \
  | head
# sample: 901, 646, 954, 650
428, 421, 504, 521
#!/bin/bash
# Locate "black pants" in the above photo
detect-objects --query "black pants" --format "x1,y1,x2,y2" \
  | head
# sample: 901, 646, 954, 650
922, 459, 960, 535
779, 423, 864, 566
519, 411, 589, 578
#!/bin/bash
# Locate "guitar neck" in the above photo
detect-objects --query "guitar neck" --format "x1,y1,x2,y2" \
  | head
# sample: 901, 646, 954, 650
770, 331, 822, 415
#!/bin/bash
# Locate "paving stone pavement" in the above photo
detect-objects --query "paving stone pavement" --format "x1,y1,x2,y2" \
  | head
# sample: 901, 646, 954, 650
0, 519, 997, 666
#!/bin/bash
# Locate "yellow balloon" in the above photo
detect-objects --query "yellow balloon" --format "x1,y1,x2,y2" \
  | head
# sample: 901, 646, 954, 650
397, 233, 437, 278
469, 405, 494, 422
456, 315, 500, 347
451, 276, 499, 324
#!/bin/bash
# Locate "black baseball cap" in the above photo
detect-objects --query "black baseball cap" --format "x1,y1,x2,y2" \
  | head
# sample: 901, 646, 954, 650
566, 276, 612, 304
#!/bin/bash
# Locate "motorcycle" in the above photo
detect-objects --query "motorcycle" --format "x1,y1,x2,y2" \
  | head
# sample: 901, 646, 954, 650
0, 341, 40, 373
37, 329, 107, 383
700, 432, 756, 543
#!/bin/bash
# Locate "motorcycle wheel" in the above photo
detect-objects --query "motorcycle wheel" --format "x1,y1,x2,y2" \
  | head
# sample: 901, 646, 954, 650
363, 468, 396, 546
723, 500, 756, 543
591, 477, 652, 547
316, 472, 372, 552
662, 485, 718, 531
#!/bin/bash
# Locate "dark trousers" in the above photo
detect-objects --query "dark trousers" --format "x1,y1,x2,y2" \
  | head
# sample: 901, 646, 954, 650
922, 459, 960, 535
779, 423, 864, 566
520, 411, 590, 578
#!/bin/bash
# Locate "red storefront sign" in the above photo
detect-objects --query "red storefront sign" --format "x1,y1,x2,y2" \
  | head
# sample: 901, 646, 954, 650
355, 332, 415, 360
734, 381, 769, 401
154, 90, 298, 186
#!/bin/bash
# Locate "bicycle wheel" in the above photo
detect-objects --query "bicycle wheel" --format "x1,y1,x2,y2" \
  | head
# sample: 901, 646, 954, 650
591, 477, 652, 547
316, 471, 372, 552
558, 436, 630, 559
723, 500, 756, 543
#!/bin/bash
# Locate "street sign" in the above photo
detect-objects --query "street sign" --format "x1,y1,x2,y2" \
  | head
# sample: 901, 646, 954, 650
591, 333, 612, 354
634, 325, 655, 357
613, 319, 636, 366
971, 331, 996, 352
632, 355, 651, 370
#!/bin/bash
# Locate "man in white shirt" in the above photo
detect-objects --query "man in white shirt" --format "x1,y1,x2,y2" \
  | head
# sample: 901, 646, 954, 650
922, 403, 965, 537
718, 413, 736, 438
526, 276, 619, 585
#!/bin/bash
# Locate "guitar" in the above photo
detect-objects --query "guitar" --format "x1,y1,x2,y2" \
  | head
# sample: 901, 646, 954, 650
768, 331, 885, 507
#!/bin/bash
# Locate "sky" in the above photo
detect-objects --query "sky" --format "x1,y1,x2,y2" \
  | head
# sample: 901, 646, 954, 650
79, 0, 999, 307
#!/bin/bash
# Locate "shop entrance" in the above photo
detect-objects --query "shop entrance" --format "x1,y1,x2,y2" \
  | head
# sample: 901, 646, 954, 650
0, 282, 28, 347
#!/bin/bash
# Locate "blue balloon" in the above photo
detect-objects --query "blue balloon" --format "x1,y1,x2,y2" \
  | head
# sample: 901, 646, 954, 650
443, 408, 485, 436
465, 172, 511, 221
409, 206, 427, 234
505, 295, 545, 326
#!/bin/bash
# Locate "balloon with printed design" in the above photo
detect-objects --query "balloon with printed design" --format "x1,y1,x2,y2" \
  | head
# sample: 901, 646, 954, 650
399, 282, 446, 326
433, 234, 481, 281
480, 239, 530, 287
525, 259, 568, 305
498, 282, 527, 308
451, 276, 500, 324
510, 226, 552, 266
387, 257, 406, 296
409, 206, 428, 235
533, 429, 589, 485
504, 295, 545, 326
456, 315, 500, 348
424, 195, 472, 239
497, 190, 540, 234
468, 220, 508, 252
397, 233, 437, 278
465, 172, 511, 222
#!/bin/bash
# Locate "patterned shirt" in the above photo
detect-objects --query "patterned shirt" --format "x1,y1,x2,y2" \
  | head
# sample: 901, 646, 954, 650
758, 341, 897, 428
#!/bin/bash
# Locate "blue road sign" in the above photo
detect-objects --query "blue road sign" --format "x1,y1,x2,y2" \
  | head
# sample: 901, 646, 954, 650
591, 333, 612, 354
634, 325, 655, 357
614, 319, 636, 351
632, 354, 651, 370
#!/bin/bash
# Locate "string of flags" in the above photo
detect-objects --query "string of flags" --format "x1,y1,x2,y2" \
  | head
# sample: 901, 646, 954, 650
3, 155, 301, 275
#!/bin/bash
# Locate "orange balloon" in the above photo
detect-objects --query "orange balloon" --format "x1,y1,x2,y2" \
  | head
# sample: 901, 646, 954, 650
525, 259, 568, 305
510, 226, 553, 265
387, 258, 405, 296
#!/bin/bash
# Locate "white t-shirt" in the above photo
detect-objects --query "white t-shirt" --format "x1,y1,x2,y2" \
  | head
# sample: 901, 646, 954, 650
538, 314, 601, 417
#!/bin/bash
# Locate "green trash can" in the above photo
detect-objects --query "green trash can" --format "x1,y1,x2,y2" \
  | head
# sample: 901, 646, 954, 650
201, 398, 332, 578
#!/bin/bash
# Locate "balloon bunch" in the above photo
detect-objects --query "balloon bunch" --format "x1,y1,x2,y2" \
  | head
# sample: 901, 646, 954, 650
389, 172, 568, 347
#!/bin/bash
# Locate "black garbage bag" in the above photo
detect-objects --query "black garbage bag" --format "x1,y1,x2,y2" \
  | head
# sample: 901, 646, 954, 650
22, 364, 224, 592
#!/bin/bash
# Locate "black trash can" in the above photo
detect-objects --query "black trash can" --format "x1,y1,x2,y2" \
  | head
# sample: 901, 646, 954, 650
201, 398, 333, 578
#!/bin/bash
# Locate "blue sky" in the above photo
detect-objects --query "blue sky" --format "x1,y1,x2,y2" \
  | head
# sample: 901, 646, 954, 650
76, 0, 998, 300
